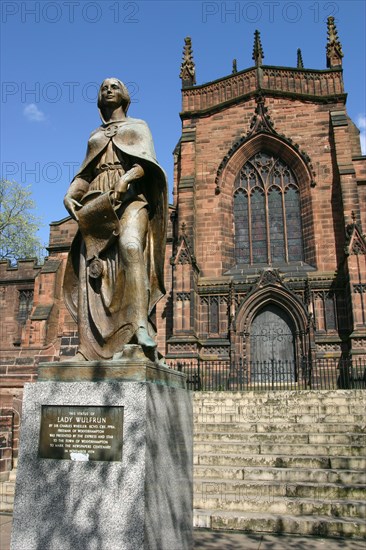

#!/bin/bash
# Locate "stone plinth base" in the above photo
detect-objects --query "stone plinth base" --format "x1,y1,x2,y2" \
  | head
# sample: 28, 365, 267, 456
11, 362, 193, 550
38, 358, 186, 388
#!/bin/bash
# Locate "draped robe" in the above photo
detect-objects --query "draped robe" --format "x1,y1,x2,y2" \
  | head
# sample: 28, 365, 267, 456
63, 117, 167, 360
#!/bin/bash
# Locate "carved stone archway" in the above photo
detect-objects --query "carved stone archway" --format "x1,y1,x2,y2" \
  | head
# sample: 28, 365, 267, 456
234, 273, 310, 372
217, 128, 317, 269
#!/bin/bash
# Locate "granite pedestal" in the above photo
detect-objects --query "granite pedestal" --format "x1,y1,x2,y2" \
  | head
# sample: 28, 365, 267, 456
11, 360, 193, 550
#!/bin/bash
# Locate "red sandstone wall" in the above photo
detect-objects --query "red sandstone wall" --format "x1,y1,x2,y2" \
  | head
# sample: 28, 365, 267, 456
176, 96, 352, 279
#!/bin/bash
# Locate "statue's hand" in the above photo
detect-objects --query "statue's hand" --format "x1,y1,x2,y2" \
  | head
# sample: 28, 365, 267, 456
64, 196, 82, 221
115, 176, 130, 198
114, 165, 144, 201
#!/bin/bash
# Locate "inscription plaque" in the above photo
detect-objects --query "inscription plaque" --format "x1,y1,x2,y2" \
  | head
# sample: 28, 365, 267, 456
39, 405, 123, 461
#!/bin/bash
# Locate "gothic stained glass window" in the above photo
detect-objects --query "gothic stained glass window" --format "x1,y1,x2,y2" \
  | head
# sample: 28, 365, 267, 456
234, 190, 250, 263
268, 188, 285, 262
251, 190, 267, 263
209, 297, 219, 334
234, 152, 304, 265
325, 293, 337, 331
285, 187, 304, 261
17, 290, 33, 325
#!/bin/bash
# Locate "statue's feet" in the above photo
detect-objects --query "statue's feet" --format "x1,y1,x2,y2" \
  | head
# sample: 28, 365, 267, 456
135, 327, 156, 349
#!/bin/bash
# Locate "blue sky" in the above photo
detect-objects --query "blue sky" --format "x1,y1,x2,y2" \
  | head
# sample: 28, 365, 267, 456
1, 0, 365, 249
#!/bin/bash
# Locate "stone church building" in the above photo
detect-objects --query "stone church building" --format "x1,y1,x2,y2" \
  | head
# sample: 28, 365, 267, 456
0, 18, 365, 474
164, 18, 366, 369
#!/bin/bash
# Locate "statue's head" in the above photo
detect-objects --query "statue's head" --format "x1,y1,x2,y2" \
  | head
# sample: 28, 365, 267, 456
98, 78, 131, 121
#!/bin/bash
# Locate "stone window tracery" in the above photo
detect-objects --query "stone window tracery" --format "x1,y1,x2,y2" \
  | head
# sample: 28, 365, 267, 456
210, 296, 219, 334
234, 152, 304, 265
17, 290, 33, 325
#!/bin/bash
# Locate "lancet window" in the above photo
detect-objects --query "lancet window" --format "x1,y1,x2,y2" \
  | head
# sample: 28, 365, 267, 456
17, 289, 33, 325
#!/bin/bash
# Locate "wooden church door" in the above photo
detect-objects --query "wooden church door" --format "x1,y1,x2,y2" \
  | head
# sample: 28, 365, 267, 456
250, 304, 295, 383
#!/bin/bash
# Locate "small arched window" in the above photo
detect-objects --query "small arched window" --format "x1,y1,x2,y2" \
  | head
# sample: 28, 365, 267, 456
234, 152, 304, 265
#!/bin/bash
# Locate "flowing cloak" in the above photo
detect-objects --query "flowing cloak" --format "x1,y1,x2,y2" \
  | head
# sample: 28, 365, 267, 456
63, 117, 168, 355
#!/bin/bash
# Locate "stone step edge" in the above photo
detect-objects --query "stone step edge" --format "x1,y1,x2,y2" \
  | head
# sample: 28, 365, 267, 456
193, 495, 366, 507
195, 418, 366, 422
192, 509, 366, 535
193, 467, 366, 482
195, 446, 366, 456
194, 436, 366, 444
194, 465, 365, 474
195, 451, 365, 460
193, 418, 366, 425
194, 430, 366, 437
195, 424, 366, 430
193, 477, 366, 489
195, 441, 366, 448
194, 425, 366, 434
0, 484, 15, 495
193, 390, 366, 396
0, 504, 13, 513
193, 508, 366, 522
195, 457, 365, 470
0, 472, 11, 482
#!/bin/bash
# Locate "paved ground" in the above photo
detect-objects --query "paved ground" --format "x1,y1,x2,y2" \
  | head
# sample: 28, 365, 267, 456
0, 516, 12, 550
193, 529, 365, 549
1, 514, 365, 549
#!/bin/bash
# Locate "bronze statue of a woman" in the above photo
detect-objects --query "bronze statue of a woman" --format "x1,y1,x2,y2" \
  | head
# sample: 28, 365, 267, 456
63, 78, 167, 361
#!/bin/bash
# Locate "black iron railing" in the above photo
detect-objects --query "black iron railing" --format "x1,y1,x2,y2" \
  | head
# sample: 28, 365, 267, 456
169, 358, 366, 391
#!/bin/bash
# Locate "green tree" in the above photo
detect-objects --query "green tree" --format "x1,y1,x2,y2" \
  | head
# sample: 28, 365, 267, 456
0, 179, 45, 264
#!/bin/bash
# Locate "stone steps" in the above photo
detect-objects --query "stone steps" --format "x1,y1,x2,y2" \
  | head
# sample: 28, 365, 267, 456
195, 452, 366, 470
194, 414, 365, 424
193, 390, 366, 539
194, 478, 366, 500
8, 470, 17, 482
332, 456, 366, 469
0, 480, 15, 513
194, 431, 366, 445
193, 389, 365, 403
0, 460, 17, 512
194, 494, 366, 517
193, 510, 366, 538
194, 441, 366, 457
195, 422, 366, 433
194, 465, 366, 484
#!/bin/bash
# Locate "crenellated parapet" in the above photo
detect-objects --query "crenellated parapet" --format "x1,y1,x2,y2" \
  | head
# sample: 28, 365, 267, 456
181, 21, 346, 116
0, 259, 41, 283
181, 66, 345, 115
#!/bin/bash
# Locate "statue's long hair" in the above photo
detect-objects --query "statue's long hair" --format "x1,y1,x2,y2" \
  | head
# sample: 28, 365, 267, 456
98, 78, 131, 123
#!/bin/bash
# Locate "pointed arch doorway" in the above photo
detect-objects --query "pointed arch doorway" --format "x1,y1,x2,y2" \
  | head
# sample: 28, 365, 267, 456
250, 304, 296, 383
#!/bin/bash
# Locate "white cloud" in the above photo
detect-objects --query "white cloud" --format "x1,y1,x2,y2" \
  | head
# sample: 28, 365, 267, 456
357, 114, 366, 155
23, 103, 46, 122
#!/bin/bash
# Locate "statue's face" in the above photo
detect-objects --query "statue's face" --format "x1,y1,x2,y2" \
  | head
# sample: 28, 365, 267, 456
99, 79, 125, 108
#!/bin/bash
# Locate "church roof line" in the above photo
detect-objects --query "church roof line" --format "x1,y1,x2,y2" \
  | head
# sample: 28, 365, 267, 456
181, 64, 343, 92
181, 18, 345, 107
180, 90, 347, 120
180, 64, 345, 116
